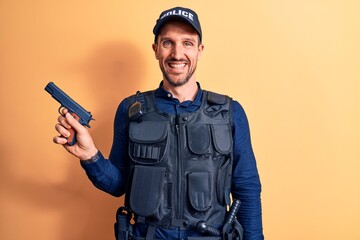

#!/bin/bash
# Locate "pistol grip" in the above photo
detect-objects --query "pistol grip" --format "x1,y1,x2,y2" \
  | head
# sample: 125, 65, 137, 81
68, 113, 80, 146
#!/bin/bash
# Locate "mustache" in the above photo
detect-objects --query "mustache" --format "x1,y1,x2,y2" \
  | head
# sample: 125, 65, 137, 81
165, 57, 188, 63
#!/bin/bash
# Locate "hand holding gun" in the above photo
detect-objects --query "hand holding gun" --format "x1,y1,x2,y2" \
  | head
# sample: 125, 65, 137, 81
45, 82, 98, 160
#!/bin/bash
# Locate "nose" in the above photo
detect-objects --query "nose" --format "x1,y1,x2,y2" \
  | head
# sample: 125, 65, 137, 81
171, 43, 184, 60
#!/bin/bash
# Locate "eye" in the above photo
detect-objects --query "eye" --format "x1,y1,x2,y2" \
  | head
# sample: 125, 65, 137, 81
184, 41, 194, 47
162, 40, 172, 48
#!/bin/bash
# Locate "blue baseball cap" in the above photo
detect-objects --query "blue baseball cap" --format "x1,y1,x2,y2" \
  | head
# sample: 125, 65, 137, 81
153, 6, 202, 42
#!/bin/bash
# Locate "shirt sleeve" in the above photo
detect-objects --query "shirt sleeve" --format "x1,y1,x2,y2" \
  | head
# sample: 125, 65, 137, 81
80, 99, 129, 197
231, 100, 264, 240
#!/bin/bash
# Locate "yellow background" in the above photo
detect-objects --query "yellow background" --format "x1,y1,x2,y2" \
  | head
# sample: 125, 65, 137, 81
1, 1, 359, 239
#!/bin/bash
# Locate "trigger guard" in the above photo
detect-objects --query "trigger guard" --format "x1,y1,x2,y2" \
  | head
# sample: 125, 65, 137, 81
58, 106, 65, 115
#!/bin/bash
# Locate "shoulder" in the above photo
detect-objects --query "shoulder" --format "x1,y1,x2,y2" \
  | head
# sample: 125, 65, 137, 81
124, 90, 155, 106
202, 89, 246, 114
115, 90, 156, 121
203, 90, 232, 105
231, 100, 245, 114
230, 99, 250, 128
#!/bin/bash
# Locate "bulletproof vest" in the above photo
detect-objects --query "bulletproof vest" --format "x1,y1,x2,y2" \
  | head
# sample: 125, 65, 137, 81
125, 90, 233, 229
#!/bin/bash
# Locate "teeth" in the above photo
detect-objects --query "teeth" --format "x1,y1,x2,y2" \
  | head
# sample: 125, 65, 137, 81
169, 63, 185, 68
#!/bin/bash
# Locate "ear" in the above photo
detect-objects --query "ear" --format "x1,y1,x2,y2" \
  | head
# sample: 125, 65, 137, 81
152, 43, 159, 59
197, 43, 204, 60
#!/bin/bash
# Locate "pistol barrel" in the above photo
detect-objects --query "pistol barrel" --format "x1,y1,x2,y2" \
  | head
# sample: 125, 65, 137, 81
45, 82, 93, 128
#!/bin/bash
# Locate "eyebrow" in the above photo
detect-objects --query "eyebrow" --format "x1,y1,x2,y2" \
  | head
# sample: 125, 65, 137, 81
159, 36, 197, 43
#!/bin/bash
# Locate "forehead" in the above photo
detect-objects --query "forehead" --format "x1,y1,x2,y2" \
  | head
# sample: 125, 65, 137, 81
158, 20, 199, 40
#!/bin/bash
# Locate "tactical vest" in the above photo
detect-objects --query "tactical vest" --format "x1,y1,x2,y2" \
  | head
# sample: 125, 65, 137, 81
125, 90, 233, 230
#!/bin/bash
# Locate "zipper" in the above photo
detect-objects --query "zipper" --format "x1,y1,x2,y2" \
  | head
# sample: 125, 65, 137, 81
175, 115, 182, 219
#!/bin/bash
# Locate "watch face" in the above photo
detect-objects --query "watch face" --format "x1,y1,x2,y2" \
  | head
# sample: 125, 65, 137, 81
90, 152, 100, 162
81, 151, 100, 163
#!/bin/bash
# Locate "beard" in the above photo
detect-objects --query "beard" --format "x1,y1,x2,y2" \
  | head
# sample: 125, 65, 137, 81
160, 58, 197, 87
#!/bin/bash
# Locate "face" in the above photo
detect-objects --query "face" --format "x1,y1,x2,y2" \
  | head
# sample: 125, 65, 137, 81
152, 21, 204, 87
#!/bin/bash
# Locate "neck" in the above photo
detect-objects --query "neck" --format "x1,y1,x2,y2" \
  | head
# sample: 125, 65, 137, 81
162, 79, 198, 102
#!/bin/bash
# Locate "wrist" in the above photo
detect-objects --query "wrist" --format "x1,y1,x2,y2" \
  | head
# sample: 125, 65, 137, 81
80, 149, 99, 162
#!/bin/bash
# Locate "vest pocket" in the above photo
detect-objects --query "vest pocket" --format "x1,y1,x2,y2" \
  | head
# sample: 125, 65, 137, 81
187, 124, 232, 156
129, 121, 169, 164
187, 172, 212, 212
129, 165, 166, 220
187, 124, 211, 155
210, 124, 232, 155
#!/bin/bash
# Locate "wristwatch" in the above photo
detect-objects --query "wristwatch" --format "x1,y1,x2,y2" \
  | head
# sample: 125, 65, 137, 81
80, 151, 100, 163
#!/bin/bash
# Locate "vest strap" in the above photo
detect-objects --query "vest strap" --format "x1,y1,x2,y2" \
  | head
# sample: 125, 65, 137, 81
145, 224, 156, 240
136, 216, 189, 229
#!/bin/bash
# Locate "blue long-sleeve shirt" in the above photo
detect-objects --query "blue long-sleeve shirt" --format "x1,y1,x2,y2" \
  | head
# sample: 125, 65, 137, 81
81, 83, 264, 240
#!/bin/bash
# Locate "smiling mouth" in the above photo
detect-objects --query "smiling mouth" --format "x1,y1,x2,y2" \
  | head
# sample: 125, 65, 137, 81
168, 63, 186, 68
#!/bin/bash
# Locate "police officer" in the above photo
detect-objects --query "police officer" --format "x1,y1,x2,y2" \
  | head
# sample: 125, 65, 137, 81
54, 6, 264, 240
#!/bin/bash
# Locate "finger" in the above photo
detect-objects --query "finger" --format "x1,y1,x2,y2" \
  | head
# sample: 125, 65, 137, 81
55, 123, 70, 138
61, 108, 69, 115
57, 115, 71, 129
53, 135, 68, 145
65, 112, 84, 133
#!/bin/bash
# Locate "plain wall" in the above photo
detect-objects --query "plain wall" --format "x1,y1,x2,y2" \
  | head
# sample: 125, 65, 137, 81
1, 1, 359, 239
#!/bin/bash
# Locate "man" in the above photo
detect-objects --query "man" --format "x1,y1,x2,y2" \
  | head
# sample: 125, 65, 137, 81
54, 6, 264, 240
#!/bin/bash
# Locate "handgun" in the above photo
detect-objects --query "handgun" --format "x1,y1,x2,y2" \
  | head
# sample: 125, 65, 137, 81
45, 82, 94, 145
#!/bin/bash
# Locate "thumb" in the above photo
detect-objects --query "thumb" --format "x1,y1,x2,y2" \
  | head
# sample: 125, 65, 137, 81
65, 112, 85, 132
